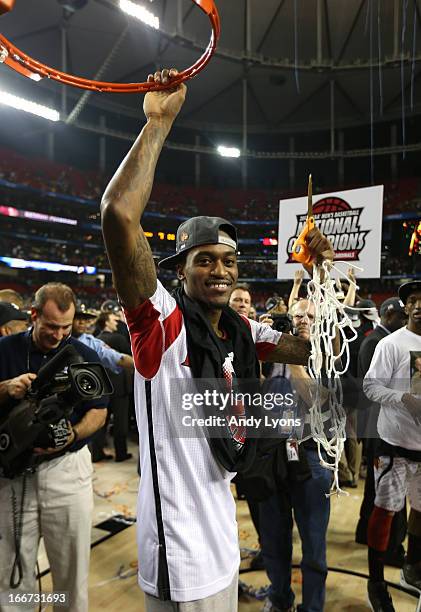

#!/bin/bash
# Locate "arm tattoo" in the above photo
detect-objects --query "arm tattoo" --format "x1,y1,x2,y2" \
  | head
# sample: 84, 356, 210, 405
118, 231, 157, 304
265, 334, 311, 365
101, 119, 171, 308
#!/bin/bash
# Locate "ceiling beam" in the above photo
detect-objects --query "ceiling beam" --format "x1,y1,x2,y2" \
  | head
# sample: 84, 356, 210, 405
256, 0, 286, 53
247, 80, 271, 126
323, 0, 332, 62
66, 24, 129, 124
414, 0, 421, 27
335, 0, 366, 64
182, 77, 243, 120
111, 1, 195, 83
277, 79, 330, 124
384, 66, 421, 111
13, 25, 57, 44
91, 0, 421, 71
104, 61, 157, 85
334, 80, 365, 117
73, 118, 421, 159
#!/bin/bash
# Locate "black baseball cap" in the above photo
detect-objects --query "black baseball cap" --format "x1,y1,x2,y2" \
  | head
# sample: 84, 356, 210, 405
74, 302, 97, 319
0, 301, 27, 326
158, 216, 238, 270
356, 299, 379, 321
379, 297, 406, 317
344, 306, 362, 328
398, 281, 421, 305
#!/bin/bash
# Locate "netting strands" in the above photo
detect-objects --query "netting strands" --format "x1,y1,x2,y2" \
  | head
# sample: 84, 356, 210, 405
305, 261, 361, 496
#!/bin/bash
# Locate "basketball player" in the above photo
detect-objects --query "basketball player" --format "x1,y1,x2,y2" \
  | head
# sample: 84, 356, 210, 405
363, 280, 421, 611
101, 68, 334, 611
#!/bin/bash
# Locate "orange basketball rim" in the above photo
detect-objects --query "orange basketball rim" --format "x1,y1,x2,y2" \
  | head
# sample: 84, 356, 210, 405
0, 0, 220, 92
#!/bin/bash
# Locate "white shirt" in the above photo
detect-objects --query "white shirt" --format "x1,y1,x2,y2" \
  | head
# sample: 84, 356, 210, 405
363, 326, 421, 450
124, 281, 281, 602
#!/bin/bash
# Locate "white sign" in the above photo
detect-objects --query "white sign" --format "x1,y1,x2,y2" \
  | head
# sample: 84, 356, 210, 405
277, 185, 384, 279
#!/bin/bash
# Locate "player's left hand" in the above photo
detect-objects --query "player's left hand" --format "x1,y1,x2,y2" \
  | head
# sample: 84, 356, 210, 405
305, 227, 334, 265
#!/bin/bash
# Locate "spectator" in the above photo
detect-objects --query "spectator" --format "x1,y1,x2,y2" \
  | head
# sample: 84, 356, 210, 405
0, 301, 28, 336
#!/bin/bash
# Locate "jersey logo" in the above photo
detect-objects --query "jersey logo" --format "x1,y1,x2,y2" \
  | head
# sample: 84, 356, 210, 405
222, 352, 236, 380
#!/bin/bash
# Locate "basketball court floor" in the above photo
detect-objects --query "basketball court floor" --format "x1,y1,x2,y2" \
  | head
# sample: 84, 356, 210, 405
33, 442, 419, 611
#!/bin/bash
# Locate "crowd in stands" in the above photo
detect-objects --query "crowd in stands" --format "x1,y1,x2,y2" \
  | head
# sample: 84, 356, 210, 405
382, 177, 421, 214
0, 148, 106, 199
0, 147, 419, 299
1, 147, 420, 221
382, 253, 419, 276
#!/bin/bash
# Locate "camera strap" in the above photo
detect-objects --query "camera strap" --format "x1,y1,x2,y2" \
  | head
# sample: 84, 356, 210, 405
10, 473, 28, 588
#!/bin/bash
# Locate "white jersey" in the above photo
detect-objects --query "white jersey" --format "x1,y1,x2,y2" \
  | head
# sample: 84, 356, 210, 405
363, 326, 421, 450
124, 281, 281, 602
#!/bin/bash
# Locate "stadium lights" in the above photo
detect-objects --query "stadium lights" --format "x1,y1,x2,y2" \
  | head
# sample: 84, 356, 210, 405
119, 0, 159, 29
0, 257, 96, 274
217, 146, 241, 158
0, 90, 60, 122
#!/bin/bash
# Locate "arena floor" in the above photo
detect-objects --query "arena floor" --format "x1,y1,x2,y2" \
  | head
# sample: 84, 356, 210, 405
32, 441, 419, 611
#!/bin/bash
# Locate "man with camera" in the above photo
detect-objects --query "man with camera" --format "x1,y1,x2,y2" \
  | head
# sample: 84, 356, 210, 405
0, 282, 108, 612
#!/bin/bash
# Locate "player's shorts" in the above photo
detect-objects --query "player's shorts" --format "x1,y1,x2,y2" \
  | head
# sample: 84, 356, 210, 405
374, 455, 421, 512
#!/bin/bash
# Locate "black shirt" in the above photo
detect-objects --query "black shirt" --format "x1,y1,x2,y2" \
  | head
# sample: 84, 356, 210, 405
0, 330, 108, 451
98, 330, 132, 397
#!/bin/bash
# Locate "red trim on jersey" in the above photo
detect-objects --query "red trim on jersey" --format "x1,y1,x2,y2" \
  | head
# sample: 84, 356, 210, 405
124, 300, 183, 379
238, 314, 278, 361
163, 305, 183, 352
124, 301, 162, 378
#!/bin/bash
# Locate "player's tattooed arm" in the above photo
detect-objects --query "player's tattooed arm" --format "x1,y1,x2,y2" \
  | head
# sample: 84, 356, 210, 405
264, 334, 311, 365
101, 69, 186, 309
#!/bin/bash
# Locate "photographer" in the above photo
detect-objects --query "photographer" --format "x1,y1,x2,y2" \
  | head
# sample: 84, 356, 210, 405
0, 283, 108, 612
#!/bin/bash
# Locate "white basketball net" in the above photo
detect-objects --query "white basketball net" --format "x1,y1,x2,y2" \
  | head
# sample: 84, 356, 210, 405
304, 261, 361, 496
0, 45, 8, 64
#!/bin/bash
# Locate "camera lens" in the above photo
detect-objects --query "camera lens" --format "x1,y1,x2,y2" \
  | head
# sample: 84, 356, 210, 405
0, 432, 10, 451
73, 369, 102, 397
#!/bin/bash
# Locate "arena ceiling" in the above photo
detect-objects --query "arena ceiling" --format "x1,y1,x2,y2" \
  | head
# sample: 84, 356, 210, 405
1, 0, 421, 137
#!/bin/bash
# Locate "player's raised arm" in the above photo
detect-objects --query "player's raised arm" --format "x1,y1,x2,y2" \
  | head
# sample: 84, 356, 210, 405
101, 69, 187, 310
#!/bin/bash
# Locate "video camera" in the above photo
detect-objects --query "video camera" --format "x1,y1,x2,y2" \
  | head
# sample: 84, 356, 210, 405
264, 297, 293, 334
0, 344, 113, 478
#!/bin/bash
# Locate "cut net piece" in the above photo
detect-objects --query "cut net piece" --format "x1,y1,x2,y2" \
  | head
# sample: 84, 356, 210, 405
0, 43, 7, 63
304, 261, 360, 497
